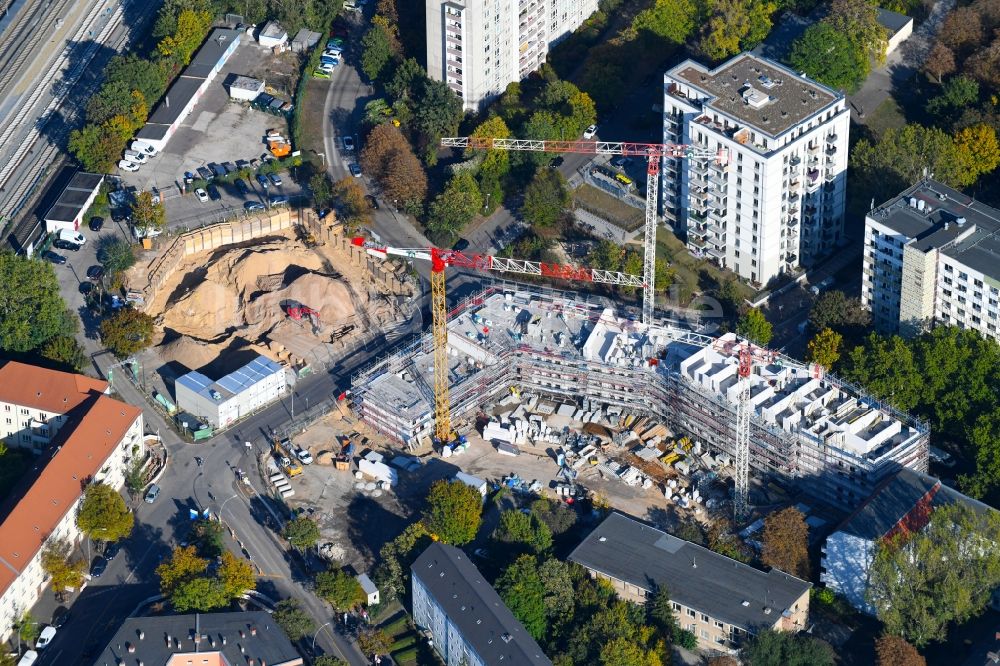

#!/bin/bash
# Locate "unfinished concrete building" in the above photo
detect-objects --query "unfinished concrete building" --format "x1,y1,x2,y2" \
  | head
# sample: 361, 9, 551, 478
352, 286, 929, 509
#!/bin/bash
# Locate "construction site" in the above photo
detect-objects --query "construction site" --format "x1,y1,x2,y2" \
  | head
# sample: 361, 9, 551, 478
351, 285, 930, 515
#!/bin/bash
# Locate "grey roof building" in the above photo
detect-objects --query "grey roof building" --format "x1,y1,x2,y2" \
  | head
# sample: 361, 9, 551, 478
569, 512, 811, 650
862, 179, 1000, 340
42, 171, 104, 232
89, 611, 303, 665
175, 354, 286, 428
411, 543, 552, 666
821, 468, 993, 613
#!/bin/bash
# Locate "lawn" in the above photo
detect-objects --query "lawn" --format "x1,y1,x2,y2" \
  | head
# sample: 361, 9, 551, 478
650, 226, 754, 308
299, 77, 329, 163
572, 184, 644, 231
865, 98, 907, 138
375, 607, 425, 666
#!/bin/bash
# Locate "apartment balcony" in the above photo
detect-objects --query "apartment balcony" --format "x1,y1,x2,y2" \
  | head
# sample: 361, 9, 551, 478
807, 144, 820, 155
706, 246, 725, 259
790, 155, 802, 167
788, 178, 801, 189
824, 182, 837, 193
447, 82, 463, 94
788, 192, 800, 203
807, 169, 820, 183
825, 145, 837, 156
688, 224, 709, 238
446, 36, 462, 47
826, 133, 838, 143
825, 171, 837, 183
708, 207, 727, 223
689, 235, 708, 249
690, 188, 709, 202
708, 222, 726, 236
709, 174, 727, 188
446, 46, 463, 58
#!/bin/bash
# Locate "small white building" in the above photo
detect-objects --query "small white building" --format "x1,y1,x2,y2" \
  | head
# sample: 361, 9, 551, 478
357, 573, 379, 606
291, 28, 322, 52
175, 355, 286, 428
228, 75, 265, 101
258, 20, 288, 48
43, 171, 104, 233
878, 8, 913, 56
454, 471, 487, 497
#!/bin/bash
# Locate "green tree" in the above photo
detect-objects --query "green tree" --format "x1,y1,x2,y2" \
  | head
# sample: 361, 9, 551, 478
953, 123, 1000, 185
427, 171, 482, 241
187, 519, 224, 558
310, 173, 333, 207
77, 483, 134, 543
737, 308, 773, 346
868, 503, 1000, 646
357, 628, 393, 657
788, 22, 869, 92
413, 77, 464, 160
423, 479, 483, 545
105, 53, 168, 110
313, 657, 347, 666
386, 57, 425, 101
100, 307, 155, 357
41, 336, 87, 372
171, 576, 229, 612
646, 584, 679, 638
218, 550, 256, 598
124, 456, 147, 501
521, 169, 570, 229
806, 327, 843, 370
808, 290, 871, 332
927, 75, 979, 120
283, 516, 321, 550
361, 23, 392, 81
496, 555, 547, 640
761, 507, 810, 579
538, 558, 574, 628
827, 0, 887, 64
316, 568, 365, 610
16, 612, 40, 647
530, 497, 576, 535
131, 191, 165, 234
588, 239, 624, 271
273, 598, 315, 642
97, 237, 137, 275
699, 0, 776, 59
850, 124, 965, 200
841, 333, 922, 410
470, 116, 512, 179
68, 123, 122, 173
631, 0, 698, 45
495, 510, 553, 553
41, 540, 86, 592
962, 408, 1000, 499
156, 546, 208, 596
741, 628, 835, 665
373, 522, 432, 602
600, 637, 663, 666
0, 251, 72, 353
332, 177, 373, 233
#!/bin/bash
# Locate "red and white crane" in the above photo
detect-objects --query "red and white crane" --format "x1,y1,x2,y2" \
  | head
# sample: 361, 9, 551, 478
441, 137, 729, 325
352, 236, 642, 442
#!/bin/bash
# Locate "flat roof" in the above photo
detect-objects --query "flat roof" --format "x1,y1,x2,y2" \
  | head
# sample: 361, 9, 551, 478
90, 611, 302, 666
177, 355, 283, 404
136, 123, 170, 141
0, 396, 141, 597
569, 512, 811, 630
261, 20, 286, 38
42, 171, 104, 223
230, 75, 264, 90
412, 543, 552, 665
147, 75, 206, 125
869, 179, 1000, 280
877, 8, 912, 35
668, 53, 841, 137
187, 27, 241, 78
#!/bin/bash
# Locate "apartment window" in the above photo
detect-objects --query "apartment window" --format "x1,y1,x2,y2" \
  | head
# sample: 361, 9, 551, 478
944, 264, 953, 273
701, 629, 710, 639
715, 636, 727, 645
689, 623, 697, 632
672, 602, 682, 612
715, 620, 725, 629
687, 609, 696, 618
20, 408, 27, 415
943, 277, 953, 286
959, 272, 968, 281
975, 279, 984, 288
701, 613, 709, 622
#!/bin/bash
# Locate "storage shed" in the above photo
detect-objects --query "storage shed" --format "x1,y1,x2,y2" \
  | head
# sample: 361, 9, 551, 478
878, 8, 913, 56
291, 28, 322, 52
43, 171, 104, 233
227, 75, 265, 101
175, 355, 286, 428
357, 573, 379, 606
258, 20, 287, 48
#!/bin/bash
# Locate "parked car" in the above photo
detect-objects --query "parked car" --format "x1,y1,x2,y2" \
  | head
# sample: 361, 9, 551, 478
209, 162, 227, 177
195, 188, 209, 202
51, 607, 70, 629
342, 136, 355, 152
256, 174, 269, 189
86, 265, 104, 281
244, 201, 265, 211
349, 163, 362, 177
79, 282, 93, 295
89, 556, 108, 577
123, 149, 147, 164
250, 158, 260, 169
103, 541, 122, 559
52, 239, 80, 251
235, 159, 249, 170
549, 156, 564, 168
130, 140, 158, 156
313, 68, 331, 79
583, 124, 598, 139
326, 38, 344, 49
89, 216, 104, 232
222, 161, 238, 174
268, 195, 289, 207
35, 626, 56, 650
268, 173, 282, 187
197, 166, 214, 181
296, 448, 314, 464
43, 251, 66, 265
118, 160, 140, 172
611, 156, 630, 169
365, 194, 379, 210
234, 178, 250, 195
324, 47, 342, 58
206, 184, 221, 200
452, 238, 470, 252
144, 484, 160, 503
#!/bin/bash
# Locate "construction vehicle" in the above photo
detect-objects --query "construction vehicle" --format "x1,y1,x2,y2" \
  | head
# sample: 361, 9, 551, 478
352, 236, 643, 443
268, 139, 291, 157
285, 301, 321, 334
441, 136, 728, 325
273, 437, 302, 477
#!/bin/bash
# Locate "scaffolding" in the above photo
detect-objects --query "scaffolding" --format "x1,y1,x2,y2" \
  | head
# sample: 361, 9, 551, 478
351, 285, 930, 508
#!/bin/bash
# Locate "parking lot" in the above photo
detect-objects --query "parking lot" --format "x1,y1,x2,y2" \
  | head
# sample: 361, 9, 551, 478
116, 35, 309, 228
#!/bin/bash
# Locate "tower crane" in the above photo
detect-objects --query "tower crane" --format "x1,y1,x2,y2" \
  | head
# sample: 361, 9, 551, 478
441, 137, 729, 325
351, 237, 643, 442
713, 336, 776, 522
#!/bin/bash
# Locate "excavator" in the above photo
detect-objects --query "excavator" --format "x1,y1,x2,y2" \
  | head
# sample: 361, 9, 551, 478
285, 301, 321, 334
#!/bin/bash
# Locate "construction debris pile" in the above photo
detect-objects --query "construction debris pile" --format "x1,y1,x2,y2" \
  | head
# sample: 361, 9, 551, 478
479, 389, 737, 514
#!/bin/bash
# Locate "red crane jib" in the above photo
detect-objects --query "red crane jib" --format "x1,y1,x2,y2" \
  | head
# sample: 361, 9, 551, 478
431, 248, 595, 282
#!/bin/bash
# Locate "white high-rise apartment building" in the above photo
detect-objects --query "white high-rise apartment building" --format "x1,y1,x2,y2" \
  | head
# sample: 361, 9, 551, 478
862, 179, 1000, 341
662, 54, 850, 286
425, 0, 598, 111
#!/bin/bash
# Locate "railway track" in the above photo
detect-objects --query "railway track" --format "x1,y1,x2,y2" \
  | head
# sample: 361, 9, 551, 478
0, 0, 128, 221
0, 0, 78, 103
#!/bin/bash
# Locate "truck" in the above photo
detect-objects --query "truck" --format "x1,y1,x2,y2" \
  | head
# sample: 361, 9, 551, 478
274, 438, 302, 477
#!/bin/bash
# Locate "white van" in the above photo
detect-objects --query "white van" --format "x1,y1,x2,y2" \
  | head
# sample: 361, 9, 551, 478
123, 150, 147, 165
130, 139, 158, 156
58, 229, 86, 245
17, 651, 38, 666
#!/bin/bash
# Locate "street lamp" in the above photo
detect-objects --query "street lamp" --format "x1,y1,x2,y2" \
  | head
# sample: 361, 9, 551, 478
311, 620, 333, 653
